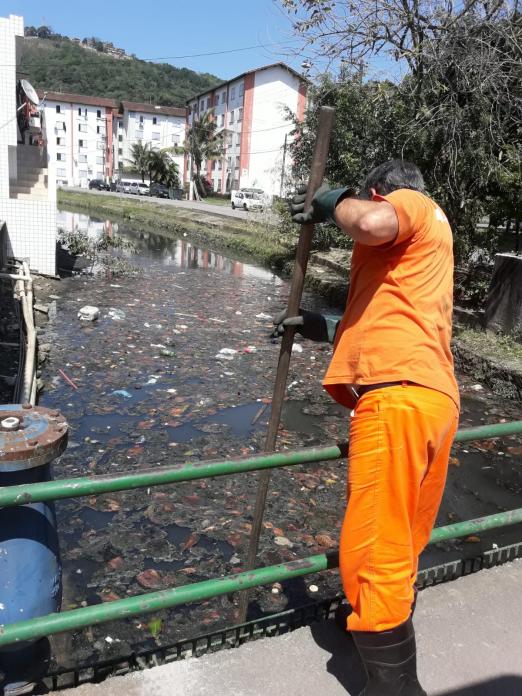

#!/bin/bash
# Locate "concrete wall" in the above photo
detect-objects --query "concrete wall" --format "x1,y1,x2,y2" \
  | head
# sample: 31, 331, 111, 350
0, 14, 57, 275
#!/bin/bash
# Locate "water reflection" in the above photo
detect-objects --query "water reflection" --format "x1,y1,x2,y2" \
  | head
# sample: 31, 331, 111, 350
57, 209, 282, 282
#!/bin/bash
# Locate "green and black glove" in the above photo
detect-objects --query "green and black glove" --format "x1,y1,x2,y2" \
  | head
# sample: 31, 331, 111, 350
272, 308, 340, 343
290, 184, 353, 225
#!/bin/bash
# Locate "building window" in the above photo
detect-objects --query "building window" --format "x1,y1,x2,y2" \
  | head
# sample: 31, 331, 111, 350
229, 111, 234, 124
231, 86, 236, 99
239, 83, 244, 97
79, 154, 87, 163
118, 120, 123, 129
78, 124, 87, 132
214, 94, 219, 107
118, 148, 123, 156
139, 115, 144, 124
96, 126, 100, 134
200, 100, 204, 111
238, 108, 243, 122
57, 168, 66, 176
152, 116, 157, 125
77, 107, 81, 116
219, 114, 225, 127
118, 134, 123, 142
205, 97, 210, 109
96, 156, 104, 165
222, 91, 227, 104
227, 133, 233, 147
56, 153, 64, 161
56, 137, 62, 145
97, 109, 102, 118
78, 139, 85, 147
79, 169, 88, 178
235, 155, 240, 168
152, 132, 160, 140
55, 105, 61, 113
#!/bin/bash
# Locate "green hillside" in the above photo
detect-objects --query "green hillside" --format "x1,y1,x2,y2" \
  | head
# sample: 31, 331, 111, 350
18, 34, 221, 106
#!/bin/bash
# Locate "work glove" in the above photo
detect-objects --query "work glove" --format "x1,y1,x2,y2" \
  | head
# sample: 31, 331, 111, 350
272, 308, 340, 343
290, 184, 352, 225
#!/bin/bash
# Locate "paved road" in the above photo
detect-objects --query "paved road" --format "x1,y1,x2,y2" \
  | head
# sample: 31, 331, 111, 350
62, 560, 522, 696
61, 187, 278, 225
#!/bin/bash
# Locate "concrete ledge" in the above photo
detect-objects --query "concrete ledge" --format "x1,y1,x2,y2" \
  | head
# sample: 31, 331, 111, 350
61, 560, 522, 696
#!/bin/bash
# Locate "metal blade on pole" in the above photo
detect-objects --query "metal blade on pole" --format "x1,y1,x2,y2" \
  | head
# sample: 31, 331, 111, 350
238, 106, 335, 623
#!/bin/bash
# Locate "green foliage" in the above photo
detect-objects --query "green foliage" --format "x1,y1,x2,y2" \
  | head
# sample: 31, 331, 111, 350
126, 144, 180, 187
57, 227, 141, 277
20, 34, 221, 106
181, 110, 226, 196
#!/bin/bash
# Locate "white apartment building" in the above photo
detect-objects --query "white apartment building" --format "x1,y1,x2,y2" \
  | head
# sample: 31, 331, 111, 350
42, 95, 187, 187
115, 101, 186, 182
0, 14, 57, 275
187, 62, 307, 197
41, 92, 118, 188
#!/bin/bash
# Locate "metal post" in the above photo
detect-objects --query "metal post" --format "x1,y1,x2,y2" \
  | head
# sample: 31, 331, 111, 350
279, 133, 288, 199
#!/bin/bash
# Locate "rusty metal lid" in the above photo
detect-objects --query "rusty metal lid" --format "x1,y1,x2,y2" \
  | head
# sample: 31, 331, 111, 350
0, 404, 68, 471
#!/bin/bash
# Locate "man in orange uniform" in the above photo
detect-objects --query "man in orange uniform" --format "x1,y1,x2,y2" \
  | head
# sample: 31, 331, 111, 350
284, 160, 460, 695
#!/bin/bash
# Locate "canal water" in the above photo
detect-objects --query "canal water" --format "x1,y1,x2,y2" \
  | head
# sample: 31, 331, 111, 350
41, 210, 522, 670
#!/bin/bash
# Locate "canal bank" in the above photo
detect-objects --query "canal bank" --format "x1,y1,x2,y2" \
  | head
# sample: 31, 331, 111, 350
29, 209, 522, 674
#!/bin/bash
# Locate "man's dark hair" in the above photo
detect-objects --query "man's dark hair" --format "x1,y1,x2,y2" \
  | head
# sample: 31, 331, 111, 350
361, 159, 425, 198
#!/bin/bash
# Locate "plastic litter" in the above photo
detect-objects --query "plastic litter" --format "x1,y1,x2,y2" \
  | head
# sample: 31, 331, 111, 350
255, 312, 272, 320
107, 308, 126, 321
292, 343, 303, 353
111, 389, 132, 399
160, 348, 175, 357
471, 384, 484, 391
77, 305, 99, 321
244, 346, 257, 354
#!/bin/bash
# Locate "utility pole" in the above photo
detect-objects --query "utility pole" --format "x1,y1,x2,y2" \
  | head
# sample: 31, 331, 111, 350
279, 133, 288, 199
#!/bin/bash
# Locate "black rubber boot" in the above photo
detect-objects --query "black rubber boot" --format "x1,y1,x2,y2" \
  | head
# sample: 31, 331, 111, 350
352, 617, 427, 696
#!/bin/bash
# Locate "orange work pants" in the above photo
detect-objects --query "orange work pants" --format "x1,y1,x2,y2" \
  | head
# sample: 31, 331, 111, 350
339, 383, 459, 633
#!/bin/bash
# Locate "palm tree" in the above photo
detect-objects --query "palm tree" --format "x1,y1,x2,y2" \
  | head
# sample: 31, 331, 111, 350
126, 142, 151, 182
148, 149, 180, 188
181, 109, 226, 198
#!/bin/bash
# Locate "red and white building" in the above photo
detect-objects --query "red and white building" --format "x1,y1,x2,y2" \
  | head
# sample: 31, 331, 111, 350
41, 92, 118, 188
187, 62, 307, 197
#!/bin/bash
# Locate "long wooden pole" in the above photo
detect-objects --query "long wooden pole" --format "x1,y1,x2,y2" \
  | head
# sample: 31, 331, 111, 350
238, 106, 335, 623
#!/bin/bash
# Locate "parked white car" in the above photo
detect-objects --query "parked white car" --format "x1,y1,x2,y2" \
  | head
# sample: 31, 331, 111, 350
231, 189, 265, 211
115, 180, 133, 194
136, 182, 150, 196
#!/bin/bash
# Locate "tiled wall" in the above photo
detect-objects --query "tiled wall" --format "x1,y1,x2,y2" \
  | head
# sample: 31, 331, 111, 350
0, 14, 57, 275
0, 200, 56, 275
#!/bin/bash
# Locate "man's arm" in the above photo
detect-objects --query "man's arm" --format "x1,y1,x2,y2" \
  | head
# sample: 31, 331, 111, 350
290, 185, 399, 246
334, 197, 398, 246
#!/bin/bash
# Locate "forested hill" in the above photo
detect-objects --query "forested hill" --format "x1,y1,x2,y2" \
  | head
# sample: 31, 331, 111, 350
19, 34, 222, 106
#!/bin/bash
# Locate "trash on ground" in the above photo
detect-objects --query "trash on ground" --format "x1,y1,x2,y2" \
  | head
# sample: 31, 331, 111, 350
77, 305, 100, 321
111, 389, 132, 399
108, 308, 126, 321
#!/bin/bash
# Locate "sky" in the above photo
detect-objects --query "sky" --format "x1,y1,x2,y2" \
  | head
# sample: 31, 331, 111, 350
6, 0, 307, 80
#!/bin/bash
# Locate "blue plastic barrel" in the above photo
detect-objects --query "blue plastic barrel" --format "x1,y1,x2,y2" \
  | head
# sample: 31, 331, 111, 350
0, 405, 67, 695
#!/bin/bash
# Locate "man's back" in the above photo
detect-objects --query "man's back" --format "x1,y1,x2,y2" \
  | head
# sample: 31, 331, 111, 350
323, 189, 459, 409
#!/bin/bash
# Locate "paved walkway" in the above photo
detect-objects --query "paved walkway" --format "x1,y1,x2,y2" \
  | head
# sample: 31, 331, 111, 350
62, 188, 277, 224
62, 560, 522, 696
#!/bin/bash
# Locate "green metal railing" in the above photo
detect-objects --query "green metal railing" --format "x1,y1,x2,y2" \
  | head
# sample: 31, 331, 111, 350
0, 420, 522, 648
